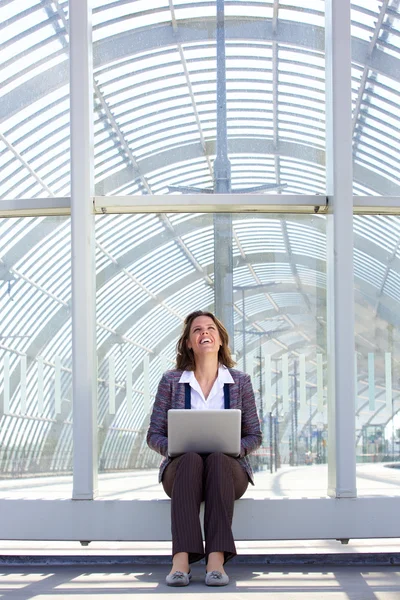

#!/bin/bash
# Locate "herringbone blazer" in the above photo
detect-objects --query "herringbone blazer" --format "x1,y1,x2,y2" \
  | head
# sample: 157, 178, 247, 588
147, 368, 262, 484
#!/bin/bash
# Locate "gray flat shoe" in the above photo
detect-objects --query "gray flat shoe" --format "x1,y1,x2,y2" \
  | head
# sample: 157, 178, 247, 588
165, 570, 191, 587
205, 570, 229, 586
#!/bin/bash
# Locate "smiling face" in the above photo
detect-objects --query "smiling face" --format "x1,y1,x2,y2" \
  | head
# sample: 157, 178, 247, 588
186, 315, 222, 359
176, 310, 234, 371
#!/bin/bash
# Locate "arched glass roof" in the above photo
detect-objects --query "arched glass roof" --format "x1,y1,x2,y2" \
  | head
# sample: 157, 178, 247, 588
0, 1, 400, 479
0, 0, 399, 199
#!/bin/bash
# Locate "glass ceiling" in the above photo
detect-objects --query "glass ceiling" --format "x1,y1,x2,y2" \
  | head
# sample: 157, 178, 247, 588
0, 0, 399, 198
0, 1, 400, 476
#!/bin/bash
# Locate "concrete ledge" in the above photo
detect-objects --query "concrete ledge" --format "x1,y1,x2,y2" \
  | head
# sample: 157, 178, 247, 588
1, 553, 400, 567
2, 496, 400, 541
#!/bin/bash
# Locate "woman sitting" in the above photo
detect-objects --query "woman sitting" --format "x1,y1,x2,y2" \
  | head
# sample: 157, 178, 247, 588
147, 310, 262, 586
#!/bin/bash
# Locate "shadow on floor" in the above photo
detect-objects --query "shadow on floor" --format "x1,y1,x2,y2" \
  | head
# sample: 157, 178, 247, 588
1, 564, 400, 599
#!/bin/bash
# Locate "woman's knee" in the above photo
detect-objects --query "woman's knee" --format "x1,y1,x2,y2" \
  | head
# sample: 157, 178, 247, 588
205, 454, 248, 497
205, 453, 237, 482
163, 452, 204, 497
204, 451, 231, 469
180, 451, 204, 465
177, 451, 204, 475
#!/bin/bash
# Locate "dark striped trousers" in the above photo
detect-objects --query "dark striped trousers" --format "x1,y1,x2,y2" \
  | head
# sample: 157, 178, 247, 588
162, 451, 249, 564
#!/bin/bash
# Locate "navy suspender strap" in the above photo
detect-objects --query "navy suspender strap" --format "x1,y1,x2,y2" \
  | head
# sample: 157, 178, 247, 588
224, 384, 230, 409
184, 382, 191, 409
184, 382, 230, 409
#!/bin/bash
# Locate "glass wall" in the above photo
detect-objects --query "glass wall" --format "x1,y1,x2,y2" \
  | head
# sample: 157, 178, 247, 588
0, 217, 72, 498
0, 2, 72, 499
95, 212, 328, 498
354, 215, 400, 496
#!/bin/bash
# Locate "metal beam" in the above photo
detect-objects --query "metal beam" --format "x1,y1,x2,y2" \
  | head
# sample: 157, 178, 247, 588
325, 0, 356, 498
70, 0, 97, 500
6, 191, 400, 219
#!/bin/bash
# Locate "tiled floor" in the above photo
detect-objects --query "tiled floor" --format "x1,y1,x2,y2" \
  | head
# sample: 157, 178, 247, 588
0, 563, 400, 599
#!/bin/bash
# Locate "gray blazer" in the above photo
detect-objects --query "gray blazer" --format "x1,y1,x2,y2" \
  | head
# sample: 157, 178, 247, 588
147, 368, 262, 484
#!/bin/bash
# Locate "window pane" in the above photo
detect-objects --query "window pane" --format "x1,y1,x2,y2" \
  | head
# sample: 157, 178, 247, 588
0, 216, 72, 498
95, 212, 328, 499
354, 215, 400, 496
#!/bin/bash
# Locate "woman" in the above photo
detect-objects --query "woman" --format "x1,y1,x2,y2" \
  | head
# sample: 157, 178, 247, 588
147, 310, 262, 587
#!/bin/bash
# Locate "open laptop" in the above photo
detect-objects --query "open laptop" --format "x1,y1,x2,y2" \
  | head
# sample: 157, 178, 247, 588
167, 409, 241, 458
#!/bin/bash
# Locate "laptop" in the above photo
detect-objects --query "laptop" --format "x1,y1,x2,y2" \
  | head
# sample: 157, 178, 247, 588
167, 409, 241, 458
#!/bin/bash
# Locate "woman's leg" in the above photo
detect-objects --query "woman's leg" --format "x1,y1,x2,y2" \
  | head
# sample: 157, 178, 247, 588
203, 453, 249, 569
162, 452, 205, 565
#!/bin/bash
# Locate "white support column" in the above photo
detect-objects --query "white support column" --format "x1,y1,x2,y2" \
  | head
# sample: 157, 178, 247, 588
325, 0, 356, 498
70, 0, 97, 499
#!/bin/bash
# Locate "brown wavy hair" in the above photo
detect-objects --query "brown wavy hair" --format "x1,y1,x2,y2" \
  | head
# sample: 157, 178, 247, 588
176, 310, 235, 371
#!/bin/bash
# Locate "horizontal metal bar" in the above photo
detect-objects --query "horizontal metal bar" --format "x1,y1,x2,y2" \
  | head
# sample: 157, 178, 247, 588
0, 497, 400, 541
95, 194, 327, 214
2, 196, 400, 217
0, 197, 71, 217
353, 196, 400, 214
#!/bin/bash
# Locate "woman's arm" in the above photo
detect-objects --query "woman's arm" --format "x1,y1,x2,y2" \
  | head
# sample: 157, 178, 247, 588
146, 372, 171, 458
240, 373, 262, 458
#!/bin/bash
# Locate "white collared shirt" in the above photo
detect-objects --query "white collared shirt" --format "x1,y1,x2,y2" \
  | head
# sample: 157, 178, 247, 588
178, 365, 234, 410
